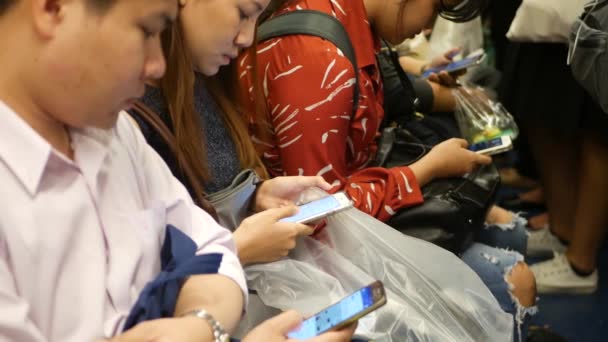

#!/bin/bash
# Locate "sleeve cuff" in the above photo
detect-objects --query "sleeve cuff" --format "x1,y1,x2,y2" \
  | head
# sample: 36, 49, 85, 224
393, 165, 424, 206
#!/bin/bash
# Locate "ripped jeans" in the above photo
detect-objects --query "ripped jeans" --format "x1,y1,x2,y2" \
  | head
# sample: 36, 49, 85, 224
460, 215, 537, 342
475, 213, 529, 255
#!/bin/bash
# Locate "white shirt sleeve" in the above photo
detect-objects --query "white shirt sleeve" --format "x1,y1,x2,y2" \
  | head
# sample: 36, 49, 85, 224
116, 113, 248, 306
0, 239, 47, 342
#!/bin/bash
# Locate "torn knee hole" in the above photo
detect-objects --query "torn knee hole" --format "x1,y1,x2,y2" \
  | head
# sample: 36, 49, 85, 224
505, 262, 537, 307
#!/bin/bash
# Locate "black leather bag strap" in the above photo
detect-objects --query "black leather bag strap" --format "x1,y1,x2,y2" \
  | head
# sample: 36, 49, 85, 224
257, 10, 359, 117
377, 39, 421, 126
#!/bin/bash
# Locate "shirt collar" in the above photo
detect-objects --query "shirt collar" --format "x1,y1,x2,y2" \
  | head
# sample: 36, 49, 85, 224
0, 101, 115, 196
0, 101, 54, 195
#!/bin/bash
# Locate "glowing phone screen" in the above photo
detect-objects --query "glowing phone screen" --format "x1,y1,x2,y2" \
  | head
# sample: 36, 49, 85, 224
279, 196, 341, 223
422, 54, 484, 77
469, 137, 504, 151
287, 286, 374, 339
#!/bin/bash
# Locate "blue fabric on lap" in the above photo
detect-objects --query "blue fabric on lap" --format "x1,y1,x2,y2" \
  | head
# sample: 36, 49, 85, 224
123, 225, 223, 330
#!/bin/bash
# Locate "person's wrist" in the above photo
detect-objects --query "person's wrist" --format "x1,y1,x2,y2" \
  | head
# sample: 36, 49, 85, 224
410, 155, 440, 186
250, 180, 267, 212
233, 230, 253, 266
419, 63, 430, 75
180, 310, 229, 342
179, 316, 214, 340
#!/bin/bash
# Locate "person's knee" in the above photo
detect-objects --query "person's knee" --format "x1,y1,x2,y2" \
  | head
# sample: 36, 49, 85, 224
505, 262, 537, 307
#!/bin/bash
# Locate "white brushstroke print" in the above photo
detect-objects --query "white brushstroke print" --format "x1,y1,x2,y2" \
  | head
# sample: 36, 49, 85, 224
275, 109, 299, 132
328, 69, 348, 88
317, 164, 333, 177
305, 78, 356, 111
331, 0, 346, 15
400, 171, 414, 193
271, 103, 280, 115
257, 39, 282, 54
321, 129, 339, 144
277, 121, 298, 135
321, 59, 336, 89
384, 205, 396, 215
361, 118, 368, 139
263, 63, 270, 98
274, 65, 303, 80
273, 104, 290, 122
279, 134, 303, 148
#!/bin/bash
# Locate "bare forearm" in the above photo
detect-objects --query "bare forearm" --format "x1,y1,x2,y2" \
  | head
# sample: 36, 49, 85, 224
233, 230, 254, 266
409, 157, 438, 187
174, 274, 244, 334
399, 56, 427, 76
429, 81, 457, 112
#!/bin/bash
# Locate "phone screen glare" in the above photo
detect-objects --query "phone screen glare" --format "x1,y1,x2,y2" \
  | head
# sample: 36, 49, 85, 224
469, 137, 503, 151
423, 54, 482, 77
279, 196, 341, 223
287, 287, 374, 339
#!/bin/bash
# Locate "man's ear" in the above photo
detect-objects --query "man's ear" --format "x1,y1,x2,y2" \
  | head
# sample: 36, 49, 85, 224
30, 0, 65, 39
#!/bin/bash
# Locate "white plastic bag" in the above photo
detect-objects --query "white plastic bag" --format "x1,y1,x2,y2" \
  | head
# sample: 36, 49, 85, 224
507, 0, 588, 43
235, 190, 513, 341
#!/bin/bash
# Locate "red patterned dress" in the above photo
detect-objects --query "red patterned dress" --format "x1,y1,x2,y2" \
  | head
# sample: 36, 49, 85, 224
239, 0, 423, 221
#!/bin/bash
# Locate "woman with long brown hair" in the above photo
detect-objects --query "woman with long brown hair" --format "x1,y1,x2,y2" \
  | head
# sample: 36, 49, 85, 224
129, 0, 333, 267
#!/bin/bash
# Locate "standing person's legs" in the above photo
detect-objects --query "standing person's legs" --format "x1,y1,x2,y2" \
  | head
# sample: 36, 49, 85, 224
566, 136, 608, 272
529, 91, 608, 293
524, 127, 577, 257
528, 126, 579, 242
531, 134, 608, 293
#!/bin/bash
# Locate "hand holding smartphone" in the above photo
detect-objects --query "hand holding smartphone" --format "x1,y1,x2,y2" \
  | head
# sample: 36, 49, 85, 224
279, 192, 352, 224
287, 281, 387, 340
422, 53, 486, 78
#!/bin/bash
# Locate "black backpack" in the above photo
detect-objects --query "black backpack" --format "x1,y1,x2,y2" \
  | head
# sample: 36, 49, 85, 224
257, 10, 499, 253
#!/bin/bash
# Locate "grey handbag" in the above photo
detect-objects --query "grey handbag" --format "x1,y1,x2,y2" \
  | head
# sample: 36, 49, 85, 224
131, 100, 260, 230
206, 169, 260, 230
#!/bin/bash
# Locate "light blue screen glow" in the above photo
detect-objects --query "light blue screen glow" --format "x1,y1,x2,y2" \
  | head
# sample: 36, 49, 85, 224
279, 196, 341, 223
287, 287, 374, 339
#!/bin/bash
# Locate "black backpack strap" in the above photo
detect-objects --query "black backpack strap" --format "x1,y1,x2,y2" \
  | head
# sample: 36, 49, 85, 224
257, 10, 359, 117
377, 39, 420, 127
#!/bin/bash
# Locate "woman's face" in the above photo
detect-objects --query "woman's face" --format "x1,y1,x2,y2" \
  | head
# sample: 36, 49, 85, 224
179, 0, 271, 76
371, 0, 464, 45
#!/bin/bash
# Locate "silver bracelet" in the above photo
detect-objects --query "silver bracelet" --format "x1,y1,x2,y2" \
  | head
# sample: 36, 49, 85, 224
181, 309, 230, 342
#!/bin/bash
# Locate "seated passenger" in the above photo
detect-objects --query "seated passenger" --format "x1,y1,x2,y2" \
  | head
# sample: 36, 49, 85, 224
0, 0, 356, 341
129, 0, 330, 266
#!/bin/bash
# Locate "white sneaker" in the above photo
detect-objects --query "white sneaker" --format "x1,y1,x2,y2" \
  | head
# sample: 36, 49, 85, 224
526, 225, 567, 257
531, 252, 598, 294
